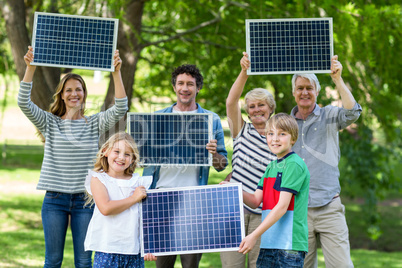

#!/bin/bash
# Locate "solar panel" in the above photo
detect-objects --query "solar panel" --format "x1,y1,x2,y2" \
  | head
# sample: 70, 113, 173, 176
140, 184, 245, 256
127, 113, 213, 166
246, 18, 333, 75
31, 12, 118, 71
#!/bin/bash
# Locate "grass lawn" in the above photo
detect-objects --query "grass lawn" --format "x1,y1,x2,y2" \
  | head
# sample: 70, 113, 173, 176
1, 153, 401, 267
1, 192, 401, 268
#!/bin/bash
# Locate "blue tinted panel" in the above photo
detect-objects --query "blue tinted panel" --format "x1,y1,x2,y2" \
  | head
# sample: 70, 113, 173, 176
247, 19, 332, 74
128, 113, 212, 166
142, 185, 243, 255
32, 13, 116, 71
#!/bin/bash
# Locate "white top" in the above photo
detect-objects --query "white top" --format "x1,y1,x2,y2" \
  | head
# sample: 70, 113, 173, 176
156, 108, 198, 188
84, 170, 152, 254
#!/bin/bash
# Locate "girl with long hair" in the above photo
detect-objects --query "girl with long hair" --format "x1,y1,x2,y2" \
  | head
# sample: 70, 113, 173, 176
84, 132, 156, 267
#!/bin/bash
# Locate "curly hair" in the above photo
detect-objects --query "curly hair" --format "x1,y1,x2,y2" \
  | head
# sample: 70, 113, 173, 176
171, 64, 204, 90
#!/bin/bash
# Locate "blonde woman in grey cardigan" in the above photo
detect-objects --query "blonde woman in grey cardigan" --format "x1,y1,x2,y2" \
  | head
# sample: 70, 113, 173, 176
18, 46, 128, 268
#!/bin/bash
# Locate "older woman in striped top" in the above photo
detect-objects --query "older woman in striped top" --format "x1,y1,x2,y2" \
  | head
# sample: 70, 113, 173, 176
18, 46, 128, 267
221, 52, 277, 268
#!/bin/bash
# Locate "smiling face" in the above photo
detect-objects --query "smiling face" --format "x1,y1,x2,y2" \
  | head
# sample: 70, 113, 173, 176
61, 79, 85, 111
293, 77, 319, 111
266, 127, 294, 159
173, 73, 200, 109
105, 140, 134, 177
246, 99, 272, 127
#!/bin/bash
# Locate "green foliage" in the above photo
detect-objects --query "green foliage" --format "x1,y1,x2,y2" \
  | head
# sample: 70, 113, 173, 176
322, 1, 402, 240
135, 1, 402, 241
1, 0, 401, 243
0, 17, 13, 75
339, 124, 401, 240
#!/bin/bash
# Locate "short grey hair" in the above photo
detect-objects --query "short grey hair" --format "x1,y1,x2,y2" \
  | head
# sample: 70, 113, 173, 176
243, 88, 276, 116
291, 74, 321, 93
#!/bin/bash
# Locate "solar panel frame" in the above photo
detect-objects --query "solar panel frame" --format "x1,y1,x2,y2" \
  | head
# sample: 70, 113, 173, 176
127, 112, 213, 167
31, 12, 119, 72
140, 183, 245, 256
246, 18, 334, 75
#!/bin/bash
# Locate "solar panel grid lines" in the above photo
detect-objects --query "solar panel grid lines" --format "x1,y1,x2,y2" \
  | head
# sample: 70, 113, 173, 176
31, 12, 118, 71
140, 184, 245, 256
127, 113, 213, 167
246, 18, 334, 75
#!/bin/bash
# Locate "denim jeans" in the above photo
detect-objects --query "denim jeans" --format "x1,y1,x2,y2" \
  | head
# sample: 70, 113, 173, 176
41, 191, 94, 268
257, 249, 306, 268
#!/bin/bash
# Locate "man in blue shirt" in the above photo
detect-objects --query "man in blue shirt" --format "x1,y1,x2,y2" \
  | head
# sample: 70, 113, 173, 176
143, 64, 228, 268
290, 56, 362, 268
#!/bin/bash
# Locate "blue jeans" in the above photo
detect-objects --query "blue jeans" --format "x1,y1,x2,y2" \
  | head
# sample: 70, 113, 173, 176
41, 191, 94, 268
257, 249, 306, 268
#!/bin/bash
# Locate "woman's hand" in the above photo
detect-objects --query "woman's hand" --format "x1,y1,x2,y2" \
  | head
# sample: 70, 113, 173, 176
24, 46, 35, 68
113, 50, 122, 72
22, 46, 36, 82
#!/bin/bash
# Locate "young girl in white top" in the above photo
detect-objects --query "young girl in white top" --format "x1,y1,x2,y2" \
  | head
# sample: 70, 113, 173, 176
84, 132, 156, 267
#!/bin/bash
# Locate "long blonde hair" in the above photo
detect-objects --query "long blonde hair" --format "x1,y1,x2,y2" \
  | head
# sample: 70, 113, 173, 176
94, 132, 140, 175
50, 73, 88, 117
37, 73, 88, 143
85, 132, 140, 206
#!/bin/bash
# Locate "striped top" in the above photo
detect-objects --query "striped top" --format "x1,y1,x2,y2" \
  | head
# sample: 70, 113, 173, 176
230, 122, 276, 214
18, 81, 128, 194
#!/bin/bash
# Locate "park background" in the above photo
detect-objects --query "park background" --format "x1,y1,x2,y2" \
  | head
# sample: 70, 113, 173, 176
0, 0, 401, 267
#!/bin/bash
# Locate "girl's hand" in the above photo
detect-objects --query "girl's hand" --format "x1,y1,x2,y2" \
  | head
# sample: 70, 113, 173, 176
132, 186, 147, 203
113, 50, 122, 72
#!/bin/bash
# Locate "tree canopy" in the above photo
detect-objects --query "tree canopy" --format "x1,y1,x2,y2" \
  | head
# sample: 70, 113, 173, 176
0, 0, 401, 239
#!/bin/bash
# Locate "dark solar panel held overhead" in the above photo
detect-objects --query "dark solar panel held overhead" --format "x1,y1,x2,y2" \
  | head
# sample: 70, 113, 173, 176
141, 184, 245, 256
127, 113, 213, 166
31, 12, 118, 71
246, 18, 333, 75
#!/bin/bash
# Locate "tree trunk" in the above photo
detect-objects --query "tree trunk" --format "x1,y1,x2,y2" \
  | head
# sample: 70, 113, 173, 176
102, 0, 145, 137
3, 0, 60, 111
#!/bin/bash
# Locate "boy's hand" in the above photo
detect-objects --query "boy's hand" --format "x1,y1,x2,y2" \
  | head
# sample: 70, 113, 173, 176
144, 253, 157, 261
238, 233, 257, 254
